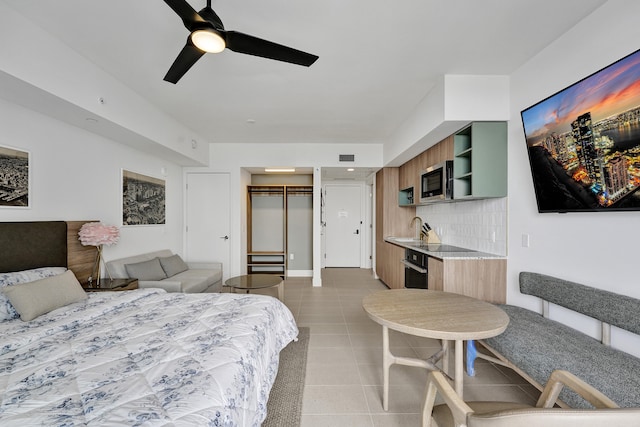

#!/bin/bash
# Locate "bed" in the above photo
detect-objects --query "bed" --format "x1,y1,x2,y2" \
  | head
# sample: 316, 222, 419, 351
0, 221, 298, 426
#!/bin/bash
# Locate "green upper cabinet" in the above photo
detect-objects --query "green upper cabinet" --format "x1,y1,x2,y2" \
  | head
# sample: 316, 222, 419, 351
453, 122, 507, 199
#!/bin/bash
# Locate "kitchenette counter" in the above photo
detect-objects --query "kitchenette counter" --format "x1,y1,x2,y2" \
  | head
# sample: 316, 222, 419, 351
385, 237, 505, 260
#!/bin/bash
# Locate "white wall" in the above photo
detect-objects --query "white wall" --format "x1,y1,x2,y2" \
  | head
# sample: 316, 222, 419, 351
0, 98, 185, 262
508, 0, 640, 356
384, 75, 510, 167
0, 2, 209, 167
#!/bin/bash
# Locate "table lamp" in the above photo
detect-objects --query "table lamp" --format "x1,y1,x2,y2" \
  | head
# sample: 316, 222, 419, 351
78, 222, 120, 286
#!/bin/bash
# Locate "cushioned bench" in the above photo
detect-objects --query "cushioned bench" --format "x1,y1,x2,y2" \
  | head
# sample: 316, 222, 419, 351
106, 249, 222, 293
477, 272, 640, 409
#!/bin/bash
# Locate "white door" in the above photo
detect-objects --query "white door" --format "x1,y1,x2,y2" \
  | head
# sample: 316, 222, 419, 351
324, 184, 362, 267
185, 173, 230, 280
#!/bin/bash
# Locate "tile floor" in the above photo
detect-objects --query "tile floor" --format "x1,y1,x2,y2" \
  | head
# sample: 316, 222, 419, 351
255, 268, 540, 427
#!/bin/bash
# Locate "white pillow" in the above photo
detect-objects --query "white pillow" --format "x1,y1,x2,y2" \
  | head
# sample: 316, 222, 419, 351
1, 270, 87, 321
0, 267, 68, 321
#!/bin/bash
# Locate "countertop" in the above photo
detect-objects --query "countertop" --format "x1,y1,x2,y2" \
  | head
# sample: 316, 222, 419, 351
384, 237, 505, 260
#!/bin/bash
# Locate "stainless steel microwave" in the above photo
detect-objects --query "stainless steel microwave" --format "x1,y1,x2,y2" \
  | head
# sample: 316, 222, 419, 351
420, 160, 453, 203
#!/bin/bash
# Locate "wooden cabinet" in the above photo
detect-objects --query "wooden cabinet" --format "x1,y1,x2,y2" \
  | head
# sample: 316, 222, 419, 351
453, 122, 507, 199
418, 135, 454, 171
375, 241, 405, 289
398, 156, 420, 206
428, 257, 506, 303
375, 168, 415, 288
398, 135, 454, 206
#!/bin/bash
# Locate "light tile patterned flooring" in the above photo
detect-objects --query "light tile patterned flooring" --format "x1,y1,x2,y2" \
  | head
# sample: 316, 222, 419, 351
254, 268, 539, 427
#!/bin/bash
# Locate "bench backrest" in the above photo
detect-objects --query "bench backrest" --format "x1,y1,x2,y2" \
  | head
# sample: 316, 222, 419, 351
519, 272, 640, 336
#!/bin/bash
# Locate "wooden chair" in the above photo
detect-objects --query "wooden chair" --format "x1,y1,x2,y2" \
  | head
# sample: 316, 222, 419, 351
422, 369, 640, 427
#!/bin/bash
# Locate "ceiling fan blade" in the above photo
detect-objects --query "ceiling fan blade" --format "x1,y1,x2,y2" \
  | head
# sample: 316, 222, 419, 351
225, 31, 318, 66
164, 40, 206, 84
164, 0, 206, 30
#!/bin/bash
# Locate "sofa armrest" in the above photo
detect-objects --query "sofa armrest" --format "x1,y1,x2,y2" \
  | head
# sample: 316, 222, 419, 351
186, 261, 222, 271
139, 280, 183, 293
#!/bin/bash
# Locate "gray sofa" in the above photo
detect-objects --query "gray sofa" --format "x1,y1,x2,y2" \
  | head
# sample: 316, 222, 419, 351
477, 272, 640, 409
105, 249, 223, 293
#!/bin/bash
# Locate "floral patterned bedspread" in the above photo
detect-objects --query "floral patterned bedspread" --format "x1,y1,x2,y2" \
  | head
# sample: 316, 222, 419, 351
0, 288, 298, 426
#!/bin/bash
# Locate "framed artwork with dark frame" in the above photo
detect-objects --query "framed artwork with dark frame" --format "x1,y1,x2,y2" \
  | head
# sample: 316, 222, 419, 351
121, 169, 166, 225
0, 145, 30, 208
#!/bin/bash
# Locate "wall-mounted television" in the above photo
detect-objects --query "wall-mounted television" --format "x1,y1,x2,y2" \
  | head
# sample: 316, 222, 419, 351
521, 48, 640, 213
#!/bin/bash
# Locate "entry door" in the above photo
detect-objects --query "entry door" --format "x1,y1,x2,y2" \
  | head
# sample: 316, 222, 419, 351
185, 173, 230, 280
324, 184, 362, 267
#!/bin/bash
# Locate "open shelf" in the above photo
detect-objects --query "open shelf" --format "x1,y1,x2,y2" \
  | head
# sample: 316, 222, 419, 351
247, 252, 286, 275
452, 122, 507, 199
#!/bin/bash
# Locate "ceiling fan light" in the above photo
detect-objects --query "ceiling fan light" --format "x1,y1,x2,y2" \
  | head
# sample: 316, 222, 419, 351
191, 29, 225, 53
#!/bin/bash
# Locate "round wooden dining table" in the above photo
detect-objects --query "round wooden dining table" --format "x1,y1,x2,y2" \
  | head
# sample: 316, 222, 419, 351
362, 289, 509, 410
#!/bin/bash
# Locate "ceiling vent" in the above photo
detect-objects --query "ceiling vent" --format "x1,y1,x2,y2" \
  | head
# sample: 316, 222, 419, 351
339, 154, 355, 162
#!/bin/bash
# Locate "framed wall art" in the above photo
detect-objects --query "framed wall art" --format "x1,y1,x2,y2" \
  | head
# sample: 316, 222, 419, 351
0, 145, 30, 208
122, 169, 166, 225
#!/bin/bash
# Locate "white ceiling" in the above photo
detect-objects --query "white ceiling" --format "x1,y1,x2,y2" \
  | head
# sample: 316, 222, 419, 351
3, 0, 606, 150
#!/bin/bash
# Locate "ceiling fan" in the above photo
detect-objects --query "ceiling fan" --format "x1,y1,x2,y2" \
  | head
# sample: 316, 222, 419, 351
163, 0, 319, 83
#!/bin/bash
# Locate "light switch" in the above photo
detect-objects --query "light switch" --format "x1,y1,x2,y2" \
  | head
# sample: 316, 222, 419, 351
522, 234, 530, 248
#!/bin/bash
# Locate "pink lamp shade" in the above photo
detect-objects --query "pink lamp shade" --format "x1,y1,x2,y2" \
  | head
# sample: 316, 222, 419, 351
78, 222, 120, 247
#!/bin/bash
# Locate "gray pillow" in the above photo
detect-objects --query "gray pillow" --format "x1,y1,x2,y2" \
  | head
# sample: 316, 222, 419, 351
159, 254, 189, 277
125, 258, 167, 281
2, 270, 87, 321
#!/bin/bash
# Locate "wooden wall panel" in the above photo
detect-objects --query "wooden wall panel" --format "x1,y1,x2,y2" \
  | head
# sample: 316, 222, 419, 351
66, 220, 99, 285
375, 167, 414, 288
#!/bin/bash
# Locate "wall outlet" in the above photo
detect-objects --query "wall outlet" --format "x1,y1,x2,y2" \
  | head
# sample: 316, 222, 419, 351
290, 253, 294, 260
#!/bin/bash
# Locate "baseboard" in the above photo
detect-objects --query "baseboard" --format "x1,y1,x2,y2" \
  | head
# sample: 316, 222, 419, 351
287, 270, 312, 277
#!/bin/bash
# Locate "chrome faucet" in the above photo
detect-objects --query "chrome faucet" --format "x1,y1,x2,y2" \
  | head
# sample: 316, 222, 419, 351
410, 216, 423, 240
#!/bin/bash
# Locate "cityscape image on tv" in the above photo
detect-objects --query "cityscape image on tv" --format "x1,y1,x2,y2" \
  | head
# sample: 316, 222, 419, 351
522, 49, 640, 211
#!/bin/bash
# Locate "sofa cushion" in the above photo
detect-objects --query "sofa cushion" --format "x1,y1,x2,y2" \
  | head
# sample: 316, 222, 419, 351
159, 254, 189, 277
106, 250, 173, 279
125, 258, 167, 281
106, 250, 222, 294
170, 269, 223, 293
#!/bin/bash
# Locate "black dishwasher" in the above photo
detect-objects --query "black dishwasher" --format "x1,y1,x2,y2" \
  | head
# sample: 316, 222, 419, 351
402, 248, 428, 289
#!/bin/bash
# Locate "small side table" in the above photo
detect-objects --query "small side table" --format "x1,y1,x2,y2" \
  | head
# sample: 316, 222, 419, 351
224, 274, 284, 301
83, 278, 138, 292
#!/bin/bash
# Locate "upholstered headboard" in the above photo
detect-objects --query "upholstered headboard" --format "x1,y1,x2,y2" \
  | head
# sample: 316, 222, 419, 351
0, 221, 67, 272
0, 221, 96, 283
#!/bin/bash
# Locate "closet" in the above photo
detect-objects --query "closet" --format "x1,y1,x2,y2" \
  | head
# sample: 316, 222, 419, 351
247, 183, 313, 276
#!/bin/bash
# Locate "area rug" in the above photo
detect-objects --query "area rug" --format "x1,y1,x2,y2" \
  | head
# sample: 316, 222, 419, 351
262, 327, 310, 427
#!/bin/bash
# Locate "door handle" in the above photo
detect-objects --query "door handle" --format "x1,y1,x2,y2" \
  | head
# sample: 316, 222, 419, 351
354, 229, 359, 234
220, 235, 229, 240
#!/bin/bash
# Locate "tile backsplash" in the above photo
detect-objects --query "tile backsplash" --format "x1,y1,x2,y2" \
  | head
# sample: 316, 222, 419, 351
416, 198, 507, 256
